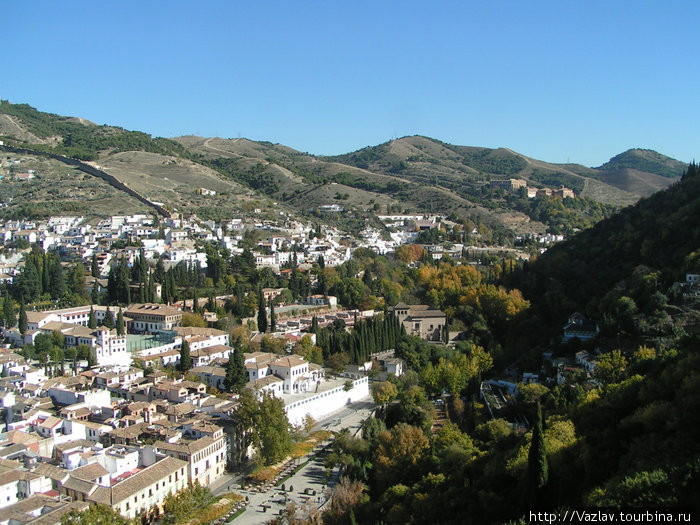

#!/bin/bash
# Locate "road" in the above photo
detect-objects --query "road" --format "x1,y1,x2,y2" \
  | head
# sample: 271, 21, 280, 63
211, 399, 376, 524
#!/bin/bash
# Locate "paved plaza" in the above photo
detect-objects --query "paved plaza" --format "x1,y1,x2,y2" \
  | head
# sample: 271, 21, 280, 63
212, 400, 376, 525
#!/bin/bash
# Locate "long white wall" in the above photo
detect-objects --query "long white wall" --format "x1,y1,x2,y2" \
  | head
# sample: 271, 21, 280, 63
284, 377, 369, 427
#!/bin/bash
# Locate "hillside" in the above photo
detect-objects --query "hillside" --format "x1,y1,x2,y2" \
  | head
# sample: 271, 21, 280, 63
0, 101, 686, 235
510, 163, 700, 329
597, 148, 688, 178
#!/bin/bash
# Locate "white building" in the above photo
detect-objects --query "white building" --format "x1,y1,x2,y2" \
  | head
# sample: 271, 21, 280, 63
154, 427, 226, 487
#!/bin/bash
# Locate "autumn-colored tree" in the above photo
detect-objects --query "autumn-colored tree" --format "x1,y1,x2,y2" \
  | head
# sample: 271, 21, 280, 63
374, 423, 430, 492
371, 381, 398, 406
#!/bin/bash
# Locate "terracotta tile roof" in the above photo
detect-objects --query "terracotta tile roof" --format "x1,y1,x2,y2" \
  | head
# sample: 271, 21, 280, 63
72, 462, 109, 481
88, 456, 186, 506
154, 435, 219, 456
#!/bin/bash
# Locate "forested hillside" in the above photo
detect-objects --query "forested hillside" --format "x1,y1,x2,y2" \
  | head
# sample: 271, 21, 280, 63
315, 163, 700, 524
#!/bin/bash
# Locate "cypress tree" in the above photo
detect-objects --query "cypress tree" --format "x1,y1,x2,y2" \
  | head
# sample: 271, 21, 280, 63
17, 261, 41, 302
42, 254, 50, 295
18, 301, 27, 335
155, 258, 165, 284
88, 306, 97, 329
49, 261, 67, 300
2, 287, 16, 329
116, 308, 125, 336
91, 281, 100, 305
224, 343, 247, 393
270, 300, 276, 333
179, 340, 192, 372
147, 272, 156, 303
91, 253, 100, 278
527, 401, 549, 500
138, 249, 147, 289
103, 306, 114, 329
311, 315, 319, 334
192, 287, 199, 314
257, 291, 268, 333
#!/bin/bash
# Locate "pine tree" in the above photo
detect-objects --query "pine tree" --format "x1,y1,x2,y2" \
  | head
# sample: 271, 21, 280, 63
88, 306, 97, 329
103, 306, 114, 329
257, 290, 268, 333
179, 340, 192, 372
269, 300, 276, 333
18, 301, 27, 335
527, 401, 549, 500
116, 308, 125, 336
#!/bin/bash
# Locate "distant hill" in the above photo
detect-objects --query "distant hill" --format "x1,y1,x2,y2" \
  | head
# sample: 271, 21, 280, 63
597, 148, 688, 178
0, 101, 686, 235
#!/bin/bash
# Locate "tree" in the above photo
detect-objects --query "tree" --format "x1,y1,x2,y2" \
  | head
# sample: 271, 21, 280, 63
257, 290, 268, 333
91, 281, 100, 304
2, 287, 15, 329
179, 340, 192, 372
269, 300, 276, 333
61, 503, 134, 525
65, 347, 78, 375
224, 343, 247, 393
116, 307, 125, 336
16, 261, 41, 302
527, 401, 548, 500
325, 352, 349, 375
162, 482, 214, 525
371, 381, 398, 407
69, 263, 86, 298
181, 312, 207, 327
18, 301, 27, 335
255, 392, 294, 465
375, 423, 430, 492
91, 253, 100, 278
103, 306, 114, 329
88, 306, 96, 329
595, 349, 628, 386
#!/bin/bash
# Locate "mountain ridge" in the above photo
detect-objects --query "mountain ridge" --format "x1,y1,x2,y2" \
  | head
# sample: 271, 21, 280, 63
0, 101, 687, 235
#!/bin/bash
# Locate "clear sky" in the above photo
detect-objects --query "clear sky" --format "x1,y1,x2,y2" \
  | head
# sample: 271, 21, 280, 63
2, 1, 698, 166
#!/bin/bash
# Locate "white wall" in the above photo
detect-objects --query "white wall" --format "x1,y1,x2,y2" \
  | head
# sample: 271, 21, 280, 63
284, 377, 369, 427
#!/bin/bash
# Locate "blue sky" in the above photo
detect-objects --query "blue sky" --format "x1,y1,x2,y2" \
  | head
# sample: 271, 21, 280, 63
2, 1, 698, 166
